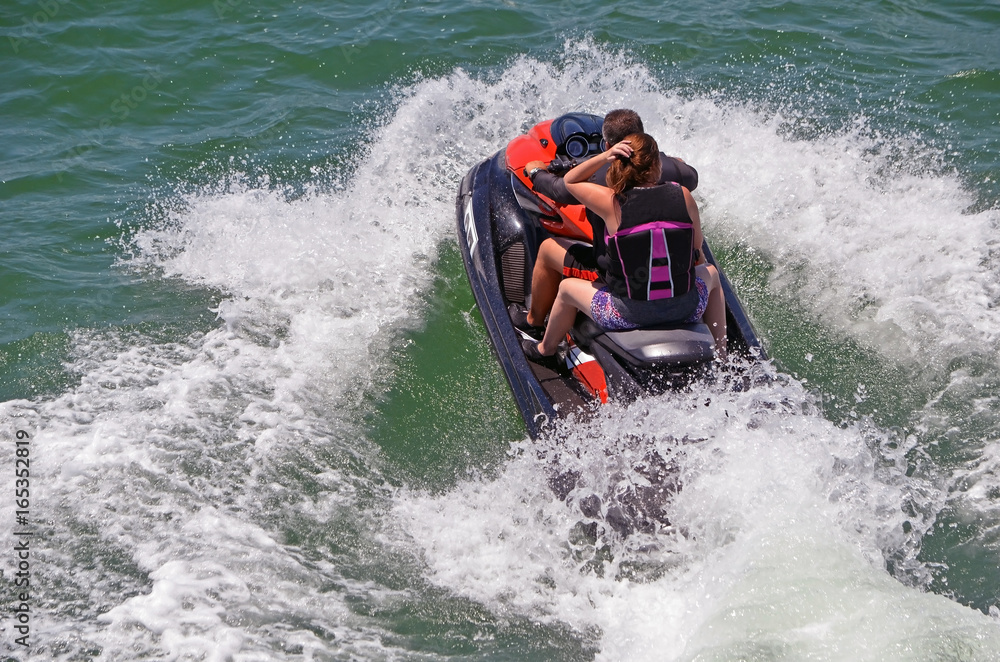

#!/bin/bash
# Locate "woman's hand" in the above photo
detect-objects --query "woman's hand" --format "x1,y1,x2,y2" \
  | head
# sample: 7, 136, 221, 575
565, 140, 632, 185
605, 140, 633, 163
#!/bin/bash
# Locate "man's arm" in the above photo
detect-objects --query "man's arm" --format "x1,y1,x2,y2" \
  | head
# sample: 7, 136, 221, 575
532, 170, 578, 205
528, 161, 612, 206
657, 154, 699, 191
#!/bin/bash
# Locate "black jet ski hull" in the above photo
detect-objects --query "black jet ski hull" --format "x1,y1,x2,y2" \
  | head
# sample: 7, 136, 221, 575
457, 155, 561, 437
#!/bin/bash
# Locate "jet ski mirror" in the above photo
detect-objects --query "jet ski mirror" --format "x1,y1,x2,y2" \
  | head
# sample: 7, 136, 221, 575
564, 134, 591, 159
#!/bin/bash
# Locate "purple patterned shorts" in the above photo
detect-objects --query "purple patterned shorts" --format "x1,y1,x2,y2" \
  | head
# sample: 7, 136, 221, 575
590, 277, 709, 331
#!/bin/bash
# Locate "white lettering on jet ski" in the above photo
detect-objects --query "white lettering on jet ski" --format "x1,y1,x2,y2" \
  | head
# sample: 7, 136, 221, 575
464, 199, 478, 255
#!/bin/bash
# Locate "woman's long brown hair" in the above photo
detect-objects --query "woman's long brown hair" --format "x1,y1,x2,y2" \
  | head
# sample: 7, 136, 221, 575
605, 132, 660, 195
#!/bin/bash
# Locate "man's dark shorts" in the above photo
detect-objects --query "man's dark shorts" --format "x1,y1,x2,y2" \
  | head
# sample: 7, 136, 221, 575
562, 241, 600, 282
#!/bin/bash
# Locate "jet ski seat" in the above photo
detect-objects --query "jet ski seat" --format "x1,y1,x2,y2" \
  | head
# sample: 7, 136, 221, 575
574, 317, 715, 368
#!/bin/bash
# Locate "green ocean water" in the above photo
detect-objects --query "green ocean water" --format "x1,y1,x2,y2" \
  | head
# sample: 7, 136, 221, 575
2, 0, 1000, 659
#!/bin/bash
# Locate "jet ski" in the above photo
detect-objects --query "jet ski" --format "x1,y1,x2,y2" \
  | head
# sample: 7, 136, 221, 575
456, 112, 765, 438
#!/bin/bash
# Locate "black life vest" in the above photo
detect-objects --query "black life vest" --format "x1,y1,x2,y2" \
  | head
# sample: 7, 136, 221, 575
604, 183, 695, 301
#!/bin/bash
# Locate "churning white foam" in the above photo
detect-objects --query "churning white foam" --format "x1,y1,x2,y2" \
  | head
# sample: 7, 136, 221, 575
395, 375, 1000, 660
1, 53, 518, 657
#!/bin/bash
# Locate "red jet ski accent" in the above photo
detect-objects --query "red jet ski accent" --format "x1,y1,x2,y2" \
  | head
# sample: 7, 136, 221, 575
505, 119, 593, 243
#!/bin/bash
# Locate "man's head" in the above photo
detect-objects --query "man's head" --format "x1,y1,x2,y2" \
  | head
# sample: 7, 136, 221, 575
602, 109, 644, 145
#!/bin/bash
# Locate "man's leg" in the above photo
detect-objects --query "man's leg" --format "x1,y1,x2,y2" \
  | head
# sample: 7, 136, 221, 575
528, 237, 600, 327
526, 237, 573, 327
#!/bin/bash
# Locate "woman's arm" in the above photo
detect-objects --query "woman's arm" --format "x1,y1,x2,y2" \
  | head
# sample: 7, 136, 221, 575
564, 141, 633, 232
564, 181, 616, 229
564, 140, 632, 184
683, 188, 706, 264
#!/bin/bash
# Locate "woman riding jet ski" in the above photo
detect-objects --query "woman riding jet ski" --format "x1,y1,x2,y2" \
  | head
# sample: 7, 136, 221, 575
456, 112, 764, 438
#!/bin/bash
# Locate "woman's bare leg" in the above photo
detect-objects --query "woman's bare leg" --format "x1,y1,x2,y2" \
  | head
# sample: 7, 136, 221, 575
696, 263, 727, 359
536, 278, 601, 355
